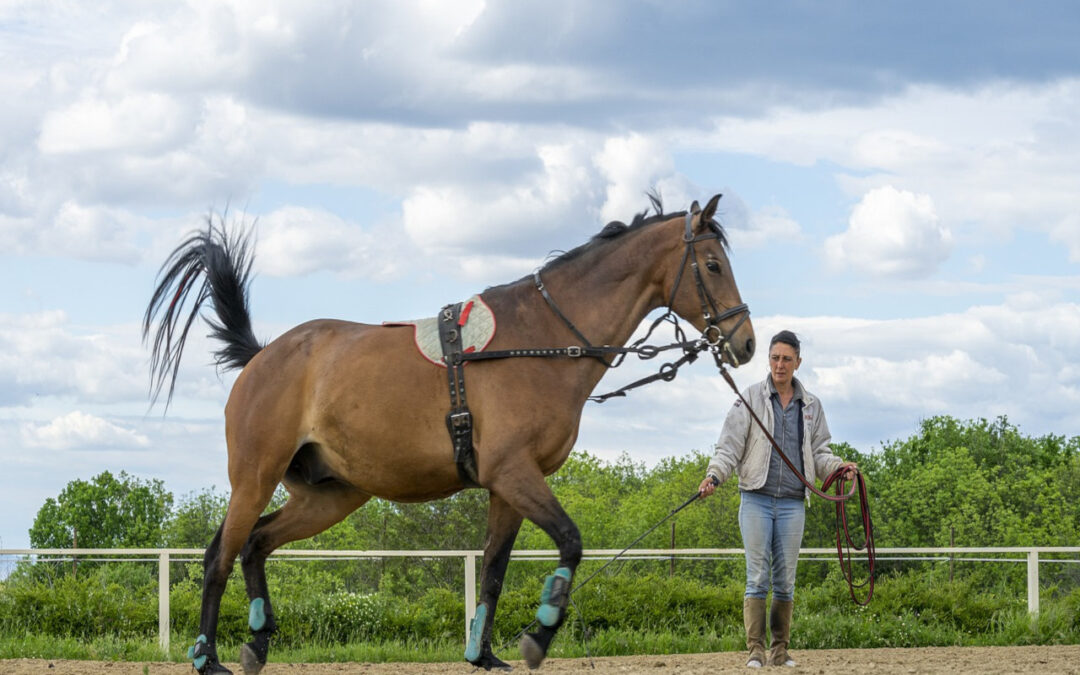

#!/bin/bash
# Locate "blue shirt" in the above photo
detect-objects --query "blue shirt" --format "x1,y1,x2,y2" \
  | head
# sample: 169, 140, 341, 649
749, 376, 805, 500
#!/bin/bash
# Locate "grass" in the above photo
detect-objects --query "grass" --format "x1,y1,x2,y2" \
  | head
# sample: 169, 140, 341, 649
0, 633, 168, 661
2, 570, 1076, 664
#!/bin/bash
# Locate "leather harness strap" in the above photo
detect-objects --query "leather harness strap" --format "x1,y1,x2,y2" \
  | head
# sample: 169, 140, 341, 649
438, 302, 481, 487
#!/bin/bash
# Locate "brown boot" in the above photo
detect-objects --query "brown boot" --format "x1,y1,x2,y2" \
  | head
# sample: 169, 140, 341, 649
743, 597, 766, 667
767, 598, 796, 667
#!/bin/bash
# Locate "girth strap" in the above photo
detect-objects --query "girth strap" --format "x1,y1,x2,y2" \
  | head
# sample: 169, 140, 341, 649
438, 302, 481, 488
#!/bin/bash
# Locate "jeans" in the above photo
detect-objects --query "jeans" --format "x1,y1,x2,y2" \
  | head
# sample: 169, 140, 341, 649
739, 491, 805, 602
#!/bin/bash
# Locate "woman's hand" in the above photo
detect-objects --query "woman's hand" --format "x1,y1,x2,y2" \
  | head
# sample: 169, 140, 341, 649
698, 475, 719, 498
839, 461, 858, 480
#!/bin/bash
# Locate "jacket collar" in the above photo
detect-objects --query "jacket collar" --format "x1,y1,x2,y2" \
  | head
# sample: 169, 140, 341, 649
761, 375, 815, 407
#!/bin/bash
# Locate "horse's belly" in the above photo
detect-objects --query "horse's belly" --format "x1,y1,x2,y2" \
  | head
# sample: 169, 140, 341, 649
304, 340, 465, 499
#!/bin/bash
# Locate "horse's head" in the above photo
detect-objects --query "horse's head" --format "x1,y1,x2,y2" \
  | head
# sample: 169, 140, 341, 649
664, 194, 755, 367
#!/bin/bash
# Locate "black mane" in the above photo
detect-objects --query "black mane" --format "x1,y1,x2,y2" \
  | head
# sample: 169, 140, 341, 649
540, 193, 728, 273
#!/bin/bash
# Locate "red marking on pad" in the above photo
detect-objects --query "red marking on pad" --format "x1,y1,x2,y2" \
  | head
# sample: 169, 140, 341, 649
458, 300, 474, 326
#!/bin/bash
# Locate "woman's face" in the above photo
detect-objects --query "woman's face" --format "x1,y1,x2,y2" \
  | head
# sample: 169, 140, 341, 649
769, 342, 801, 388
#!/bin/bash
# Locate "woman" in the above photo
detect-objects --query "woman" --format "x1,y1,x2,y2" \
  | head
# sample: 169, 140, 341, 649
698, 330, 856, 668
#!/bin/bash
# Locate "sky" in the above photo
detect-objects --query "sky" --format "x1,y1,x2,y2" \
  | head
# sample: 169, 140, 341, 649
1, 0, 1079, 551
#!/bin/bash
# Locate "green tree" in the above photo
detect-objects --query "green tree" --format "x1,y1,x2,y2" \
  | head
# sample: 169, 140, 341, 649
164, 487, 229, 548
868, 416, 1079, 547
29, 471, 173, 549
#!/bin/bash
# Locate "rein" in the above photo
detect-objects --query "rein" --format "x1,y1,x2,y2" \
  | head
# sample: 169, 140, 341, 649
714, 364, 876, 605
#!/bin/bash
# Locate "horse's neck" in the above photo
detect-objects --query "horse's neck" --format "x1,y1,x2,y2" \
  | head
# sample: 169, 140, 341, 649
527, 223, 675, 350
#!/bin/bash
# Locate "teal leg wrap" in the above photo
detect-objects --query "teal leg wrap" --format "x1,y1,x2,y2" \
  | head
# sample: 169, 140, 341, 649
535, 566, 572, 627
463, 602, 488, 662
187, 634, 209, 671
249, 597, 267, 632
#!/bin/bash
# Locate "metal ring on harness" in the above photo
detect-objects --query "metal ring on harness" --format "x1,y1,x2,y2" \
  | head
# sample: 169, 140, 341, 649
702, 323, 724, 347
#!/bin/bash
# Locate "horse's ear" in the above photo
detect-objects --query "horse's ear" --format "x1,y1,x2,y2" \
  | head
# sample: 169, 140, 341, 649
704, 193, 721, 224
699, 192, 725, 231
690, 200, 701, 214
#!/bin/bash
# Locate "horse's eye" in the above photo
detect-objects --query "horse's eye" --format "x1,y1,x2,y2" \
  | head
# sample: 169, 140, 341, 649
706, 260, 722, 273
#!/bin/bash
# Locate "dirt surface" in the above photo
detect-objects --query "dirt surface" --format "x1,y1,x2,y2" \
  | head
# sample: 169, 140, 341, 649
4, 646, 1080, 674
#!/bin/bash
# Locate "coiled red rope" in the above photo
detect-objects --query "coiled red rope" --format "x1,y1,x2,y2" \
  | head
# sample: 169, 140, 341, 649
820, 467, 875, 604
718, 366, 875, 604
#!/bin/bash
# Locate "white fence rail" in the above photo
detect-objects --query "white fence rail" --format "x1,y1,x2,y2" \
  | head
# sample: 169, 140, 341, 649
2, 546, 1078, 653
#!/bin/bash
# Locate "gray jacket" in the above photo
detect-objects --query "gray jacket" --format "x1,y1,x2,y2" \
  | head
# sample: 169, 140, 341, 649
706, 377, 844, 500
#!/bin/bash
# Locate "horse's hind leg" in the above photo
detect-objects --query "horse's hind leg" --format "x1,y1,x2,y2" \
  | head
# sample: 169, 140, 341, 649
466, 492, 523, 671
491, 467, 582, 670
237, 481, 370, 675
192, 482, 278, 674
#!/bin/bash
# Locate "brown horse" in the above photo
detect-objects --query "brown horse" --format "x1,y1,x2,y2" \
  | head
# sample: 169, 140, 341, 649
143, 194, 755, 673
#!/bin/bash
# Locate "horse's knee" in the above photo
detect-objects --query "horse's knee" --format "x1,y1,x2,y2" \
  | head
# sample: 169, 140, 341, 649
203, 551, 234, 590
239, 535, 270, 569
559, 521, 582, 568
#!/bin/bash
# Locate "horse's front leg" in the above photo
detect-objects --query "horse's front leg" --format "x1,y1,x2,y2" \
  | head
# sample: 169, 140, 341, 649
466, 492, 523, 670
492, 467, 582, 670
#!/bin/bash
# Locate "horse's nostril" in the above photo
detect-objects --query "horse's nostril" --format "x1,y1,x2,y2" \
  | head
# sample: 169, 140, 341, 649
746, 338, 755, 356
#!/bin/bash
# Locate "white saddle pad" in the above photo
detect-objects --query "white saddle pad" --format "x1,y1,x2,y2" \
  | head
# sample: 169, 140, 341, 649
383, 294, 496, 367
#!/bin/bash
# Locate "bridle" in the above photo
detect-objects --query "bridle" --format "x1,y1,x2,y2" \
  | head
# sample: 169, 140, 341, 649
530, 209, 751, 402
671, 211, 750, 366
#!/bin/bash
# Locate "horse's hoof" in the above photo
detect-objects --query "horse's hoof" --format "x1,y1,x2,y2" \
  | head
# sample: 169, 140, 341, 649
519, 633, 545, 670
239, 643, 264, 675
469, 652, 513, 671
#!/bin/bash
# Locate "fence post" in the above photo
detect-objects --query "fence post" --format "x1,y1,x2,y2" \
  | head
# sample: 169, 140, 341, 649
1027, 550, 1039, 616
464, 553, 477, 646
159, 551, 171, 653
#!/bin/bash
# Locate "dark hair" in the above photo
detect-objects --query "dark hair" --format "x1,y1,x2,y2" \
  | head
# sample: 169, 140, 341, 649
769, 330, 801, 355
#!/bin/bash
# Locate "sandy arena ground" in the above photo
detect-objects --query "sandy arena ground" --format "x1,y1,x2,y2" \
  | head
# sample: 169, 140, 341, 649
3, 646, 1080, 674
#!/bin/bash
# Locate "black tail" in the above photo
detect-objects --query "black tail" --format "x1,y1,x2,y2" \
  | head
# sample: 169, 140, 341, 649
143, 214, 264, 407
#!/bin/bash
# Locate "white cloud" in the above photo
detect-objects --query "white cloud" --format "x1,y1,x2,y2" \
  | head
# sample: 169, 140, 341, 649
21, 410, 149, 450
255, 206, 400, 279
595, 134, 674, 224
702, 80, 1080, 258
0, 312, 145, 405
38, 92, 192, 155
402, 142, 603, 257
825, 186, 951, 278
41, 201, 143, 263
728, 204, 802, 249
773, 298, 1080, 445
812, 350, 1008, 410
0, 310, 236, 411
1049, 213, 1080, 263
